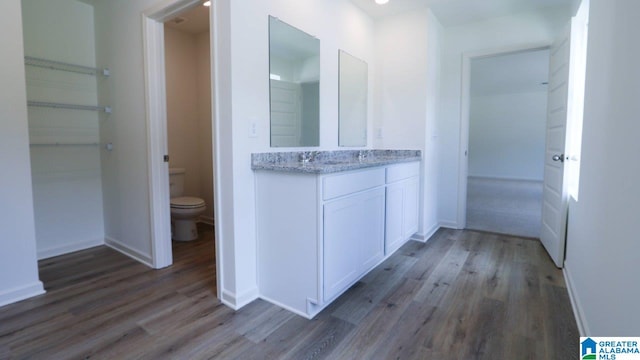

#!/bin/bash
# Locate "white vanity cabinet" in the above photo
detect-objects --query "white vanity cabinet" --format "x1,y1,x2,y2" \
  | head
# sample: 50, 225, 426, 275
323, 178, 385, 301
255, 161, 419, 319
385, 162, 420, 254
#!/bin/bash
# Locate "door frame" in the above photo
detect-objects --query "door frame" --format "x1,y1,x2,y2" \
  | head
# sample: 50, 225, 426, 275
457, 42, 551, 228
142, 0, 222, 297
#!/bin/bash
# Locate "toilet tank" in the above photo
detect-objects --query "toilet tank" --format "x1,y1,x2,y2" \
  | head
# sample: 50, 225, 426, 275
169, 168, 186, 198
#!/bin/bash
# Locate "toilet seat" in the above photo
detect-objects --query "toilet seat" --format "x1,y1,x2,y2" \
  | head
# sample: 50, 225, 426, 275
170, 196, 205, 209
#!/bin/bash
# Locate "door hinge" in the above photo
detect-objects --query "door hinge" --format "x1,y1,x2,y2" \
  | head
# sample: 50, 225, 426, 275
163, 155, 170, 163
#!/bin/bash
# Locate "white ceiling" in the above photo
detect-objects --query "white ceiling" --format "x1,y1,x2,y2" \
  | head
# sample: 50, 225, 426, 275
470, 48, 550, 95
85, 0, 574, 30
164, 3, 209, 35
349, 0, 428, 20
101, 0, 575, 34
350, 0, 574, 26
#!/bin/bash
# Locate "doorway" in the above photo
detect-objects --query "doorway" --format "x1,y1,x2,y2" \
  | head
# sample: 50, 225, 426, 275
142, 0, 221, 297
163, 4, 215, 261
460, 46, 550, 238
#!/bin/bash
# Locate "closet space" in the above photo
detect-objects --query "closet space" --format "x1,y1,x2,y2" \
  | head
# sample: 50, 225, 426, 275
22, 0, 109, 259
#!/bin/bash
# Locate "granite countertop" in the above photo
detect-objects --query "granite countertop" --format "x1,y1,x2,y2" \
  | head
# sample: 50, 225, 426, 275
251, 150, 421, 174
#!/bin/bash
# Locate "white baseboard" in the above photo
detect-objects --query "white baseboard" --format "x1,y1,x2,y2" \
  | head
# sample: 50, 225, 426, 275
412, 223, 440, 243
37, 237, 104, 260
220, 290, 236, 308
220, 286, 259, 310
439, 220, 460, 229
105, 237, 153, 268
259, 294, 313, 319
199, 216, 214, 225
467, 175, 544, 183
563, 261, 589, 336
0, 281, 46, 308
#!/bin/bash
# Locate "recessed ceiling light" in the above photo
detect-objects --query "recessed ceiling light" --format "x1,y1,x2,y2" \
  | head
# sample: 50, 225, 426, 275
375, 0, 389, 4
203, 1, 211, 6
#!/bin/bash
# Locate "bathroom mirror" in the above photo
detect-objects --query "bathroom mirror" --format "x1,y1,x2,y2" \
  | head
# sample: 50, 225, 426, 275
269, 16, 320, 147
338, 50, 368, 147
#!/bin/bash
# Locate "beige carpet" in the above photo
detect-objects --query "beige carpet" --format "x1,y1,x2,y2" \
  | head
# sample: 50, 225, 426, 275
466, 177, 542, 238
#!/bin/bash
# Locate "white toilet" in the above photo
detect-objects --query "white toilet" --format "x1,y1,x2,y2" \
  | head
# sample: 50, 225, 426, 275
169, 168, 206, 241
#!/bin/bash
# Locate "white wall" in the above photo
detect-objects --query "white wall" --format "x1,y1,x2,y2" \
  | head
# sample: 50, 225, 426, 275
437, 7, 570, 227
196, 31, 214, 222
22, 0, 105, 259
468, 91, 547, 181
221, 0, 375, 306
90, 0, 374, 308
423, 10, 443, 239
0, 0, 44, 307
94, 0, 160, 264
165, 27, 202, 199
374, 10, 428, 150
564, 0, 640, 336
373, 8, 443, 239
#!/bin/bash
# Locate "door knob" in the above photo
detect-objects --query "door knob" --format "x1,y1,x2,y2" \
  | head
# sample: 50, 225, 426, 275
552, 154, 565, 162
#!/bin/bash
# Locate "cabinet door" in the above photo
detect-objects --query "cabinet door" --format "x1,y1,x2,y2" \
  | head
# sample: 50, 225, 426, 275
359, 188, 386, 271
324, 195, 362, 301
323, 188, 385, 301
385, 182, 404, 255
385, 177, 420, 255
402, 177, 419, 239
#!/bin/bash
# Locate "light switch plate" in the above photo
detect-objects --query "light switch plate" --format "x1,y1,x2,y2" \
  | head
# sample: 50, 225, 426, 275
249, 120, 258, 138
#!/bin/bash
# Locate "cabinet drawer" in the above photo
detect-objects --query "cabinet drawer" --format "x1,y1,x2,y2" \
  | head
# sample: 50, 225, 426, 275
323, 167, 385, 201
386, 162, 420, 183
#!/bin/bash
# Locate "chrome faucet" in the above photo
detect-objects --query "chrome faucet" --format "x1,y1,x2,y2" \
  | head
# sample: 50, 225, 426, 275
299, 151, 316, 164
358, 150, 367, 162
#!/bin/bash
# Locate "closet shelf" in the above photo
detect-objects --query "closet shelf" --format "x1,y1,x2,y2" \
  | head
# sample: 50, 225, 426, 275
30, 142, 99, 147
27, 101, 112, 113
24, 56, 110, 77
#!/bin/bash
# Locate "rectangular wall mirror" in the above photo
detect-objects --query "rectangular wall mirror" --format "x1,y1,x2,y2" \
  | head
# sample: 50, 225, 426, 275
338, 50, 368, 147
269, 16, 320, 147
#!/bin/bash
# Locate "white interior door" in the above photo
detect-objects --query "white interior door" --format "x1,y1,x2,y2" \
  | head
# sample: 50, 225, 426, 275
540, 25, 571, 268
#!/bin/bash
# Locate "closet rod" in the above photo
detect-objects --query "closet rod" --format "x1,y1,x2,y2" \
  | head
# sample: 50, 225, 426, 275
27, 101, 112, 113
24, 56, 110, 77
30, 142, 99, 147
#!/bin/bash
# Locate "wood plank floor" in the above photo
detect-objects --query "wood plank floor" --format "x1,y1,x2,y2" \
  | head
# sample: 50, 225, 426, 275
0, 226, 578, 359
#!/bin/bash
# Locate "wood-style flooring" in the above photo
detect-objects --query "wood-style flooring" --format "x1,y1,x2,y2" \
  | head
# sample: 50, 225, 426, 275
0, 226, 578, 359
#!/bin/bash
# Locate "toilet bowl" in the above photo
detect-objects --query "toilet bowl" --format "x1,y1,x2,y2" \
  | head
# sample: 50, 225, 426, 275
169, 168, 206, 241
170, 196, 206, 241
